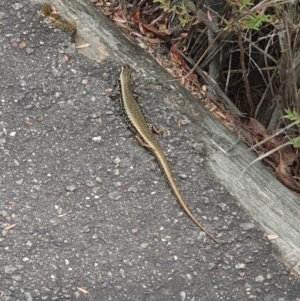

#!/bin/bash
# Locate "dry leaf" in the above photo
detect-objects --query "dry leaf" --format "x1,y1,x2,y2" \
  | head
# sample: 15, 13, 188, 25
63, 54, 70, 62
192, 16, 202, 26
138, 42, 148, 49
147, 37, 166, 44
97, 47, 109, 57
267, 234, 279, 240
214, 110, 227, 119
131, 9, 140, 22
77, 287, 89, 294
18, 42, 26, 49
4, 224, 16, 231
58, 213, 68, 217
115, 21, 128, 29
76, 43, 90, 49
170, 45, 185, 66
158, 23, 172, 35
207, 10, 212, 21
95, 0, 104, 6
112, 15, 126, 24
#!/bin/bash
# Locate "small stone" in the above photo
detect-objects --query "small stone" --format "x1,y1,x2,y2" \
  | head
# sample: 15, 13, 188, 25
24, 292, 33, 301
208, 263, 216, 270
24, 104, 33, 110
16, 179, 23, 185
119, 269, 125, 278
178, 173, 188, 179
218, 203, 227, 211
66, 185, 78, 192
105, 110, 114, 115
92, 136, 102, 143
12, 3, 23, 10
20, 80, 26, 86
123, 259, 132, 266
5, 266, 17, 274
128, 186, 138, 193
85, 180, 94, 187
235, 263, 246, 269
140, 242, 149, 249
82, 79, 88, 85
255, 275, 264, 282
95, 177, 102, 183
180, 291, 186, 301
26, 48, 34, 54
240, 222, 255, 230
114, 157, 121, 164
89, 113, 98, 119
108, 191, 121, 201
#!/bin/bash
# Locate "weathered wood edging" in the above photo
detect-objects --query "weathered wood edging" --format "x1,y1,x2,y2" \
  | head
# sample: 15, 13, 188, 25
29, 0, 300, 277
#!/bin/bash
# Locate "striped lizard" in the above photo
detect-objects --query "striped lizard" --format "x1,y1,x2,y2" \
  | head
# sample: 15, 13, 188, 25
119, 64, 218, 244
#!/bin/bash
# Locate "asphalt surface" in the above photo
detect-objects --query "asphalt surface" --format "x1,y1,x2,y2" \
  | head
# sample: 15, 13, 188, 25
1, 1, 300, 300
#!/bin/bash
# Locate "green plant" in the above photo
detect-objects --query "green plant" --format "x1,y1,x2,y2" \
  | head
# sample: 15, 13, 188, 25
237, 0, 254, 11
284, 108, 300, 148
226, 0, 271, 31
178, 14, 191, 27
153, 0, 171, 11
240, 14, 271, 30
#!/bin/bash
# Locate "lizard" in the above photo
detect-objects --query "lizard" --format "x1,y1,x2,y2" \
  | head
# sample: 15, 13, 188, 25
119, 64, 219, 244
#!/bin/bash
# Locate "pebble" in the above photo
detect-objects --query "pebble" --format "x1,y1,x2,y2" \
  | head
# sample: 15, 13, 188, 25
128, 186, 138, 193
12, 3, 23, 10
25, 48, 34, 54
108, 191, 122, 201
255, 275, 264, 282
140, 242, 149, 249
4, 266, 17, 274
240, 222, 255, 230
114, 157, 121, 164
24, 292, 33, 301
235, 263, 246, 269
180, 291, 186, 301
208, 263, 216, 270
218, 203, 227, 211
92, 136, 102, 143
66, 185, 78, 192
85, 179, 94, 187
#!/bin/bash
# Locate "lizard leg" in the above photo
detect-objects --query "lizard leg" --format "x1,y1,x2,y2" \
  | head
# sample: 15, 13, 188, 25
149, 124, 164, 136
106, 91, 120, 100
136, 135, 153, 150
